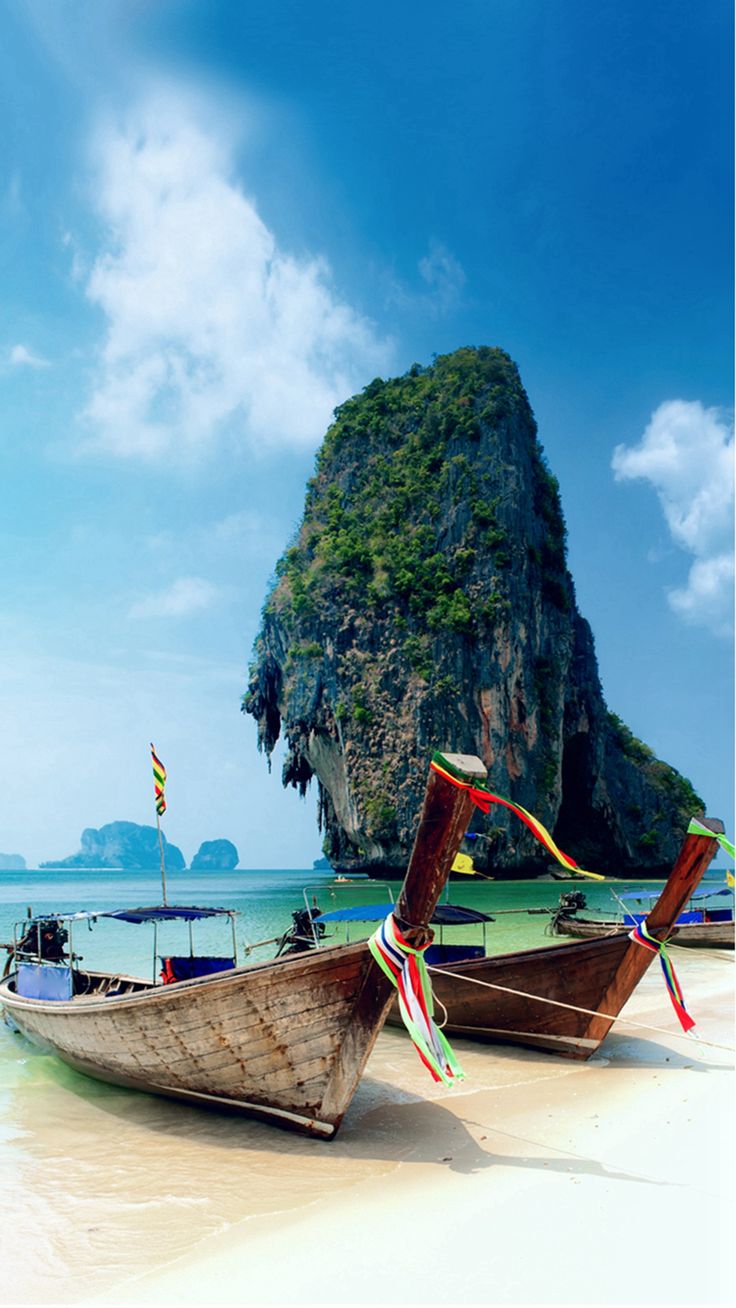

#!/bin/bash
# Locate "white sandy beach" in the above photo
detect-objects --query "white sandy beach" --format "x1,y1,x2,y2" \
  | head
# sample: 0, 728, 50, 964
74, 949, 735, 1308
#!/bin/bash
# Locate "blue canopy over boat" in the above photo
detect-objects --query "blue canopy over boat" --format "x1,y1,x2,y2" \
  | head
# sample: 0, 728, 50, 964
314, 903, 493, 925
21, 905, 234, 926
104, 906, 234, 924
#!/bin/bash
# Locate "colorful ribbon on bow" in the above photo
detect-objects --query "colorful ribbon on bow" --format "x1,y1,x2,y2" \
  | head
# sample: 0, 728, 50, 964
368, 914, 465, 1087
687, 818, 735, 861
429, 755, 604, 880
629, 922, 695, 1032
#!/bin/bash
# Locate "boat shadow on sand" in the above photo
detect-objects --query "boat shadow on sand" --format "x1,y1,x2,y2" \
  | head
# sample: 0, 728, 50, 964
14, 1029, 725, 1191
582, 1029, 732, 1073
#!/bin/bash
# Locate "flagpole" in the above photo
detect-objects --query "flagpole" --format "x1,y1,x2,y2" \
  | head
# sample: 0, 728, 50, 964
156, 809, 168, 906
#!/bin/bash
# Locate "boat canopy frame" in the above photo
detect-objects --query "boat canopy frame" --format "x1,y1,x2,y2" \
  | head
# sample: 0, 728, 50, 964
310, 896, 494, 952
12, 905, 239, 988
301, 883, 396, 947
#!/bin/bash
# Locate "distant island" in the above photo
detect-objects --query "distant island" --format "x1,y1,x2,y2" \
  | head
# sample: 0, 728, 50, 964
190, 839, 239, 870
39, 823, 241, 871
0, 853, 26, 870
312, 856, 332, 871
40, 821, 186, 870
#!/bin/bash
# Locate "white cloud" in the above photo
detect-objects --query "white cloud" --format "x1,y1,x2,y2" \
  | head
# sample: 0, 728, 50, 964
4, 172, 22, 216
128, 576, 224, 620
9, 343, 50, 368
612, 400, 734, 635
81, 87, 393, 459
386, 240, 466, 317
418, 241, 466, 313
668, 554, 735, 636
211, 510, 265, 543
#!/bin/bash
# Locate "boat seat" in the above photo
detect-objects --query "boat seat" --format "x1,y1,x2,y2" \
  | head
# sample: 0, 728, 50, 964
160, 956, 236, 984
99, 977, 131, 997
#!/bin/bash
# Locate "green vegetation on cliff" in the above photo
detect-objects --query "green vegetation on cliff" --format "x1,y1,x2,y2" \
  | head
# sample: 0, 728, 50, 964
605, 712, 703, 838
270, 348, 567, 644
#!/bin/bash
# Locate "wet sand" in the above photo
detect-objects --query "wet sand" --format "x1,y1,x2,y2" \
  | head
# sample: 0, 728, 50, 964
86, 950, 735, 1308
4, 951, 733, 1306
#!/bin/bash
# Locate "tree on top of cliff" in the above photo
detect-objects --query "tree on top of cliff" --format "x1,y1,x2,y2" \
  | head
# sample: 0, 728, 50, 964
244, 347, 703, 877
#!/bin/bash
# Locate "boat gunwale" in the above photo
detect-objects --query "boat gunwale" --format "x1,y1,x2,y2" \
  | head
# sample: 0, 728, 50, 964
0, 937, 371, 1016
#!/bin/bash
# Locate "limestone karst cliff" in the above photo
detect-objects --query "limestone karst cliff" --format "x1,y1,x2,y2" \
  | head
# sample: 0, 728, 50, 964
244, 348, 703, 877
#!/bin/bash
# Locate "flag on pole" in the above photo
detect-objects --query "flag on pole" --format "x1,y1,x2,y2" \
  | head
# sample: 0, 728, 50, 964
451, 852, 476, 875
151, 744, 167, 816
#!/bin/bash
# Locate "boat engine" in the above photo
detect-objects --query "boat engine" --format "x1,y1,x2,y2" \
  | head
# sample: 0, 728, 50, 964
17, 919, 69, 962
556, 890, 587, 918
275, 906, 326, 956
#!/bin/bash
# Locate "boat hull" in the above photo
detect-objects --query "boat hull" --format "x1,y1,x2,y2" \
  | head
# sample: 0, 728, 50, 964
0, 943, 387, 1136
553, 916, 734, 948
389, 936, 633, 1058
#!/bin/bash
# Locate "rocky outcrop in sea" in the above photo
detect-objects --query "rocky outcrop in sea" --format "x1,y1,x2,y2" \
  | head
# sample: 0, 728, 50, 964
40, 821, 186, 870
190, 839, 239, 870
244, 347, 703, 878
0, 853, 26, 870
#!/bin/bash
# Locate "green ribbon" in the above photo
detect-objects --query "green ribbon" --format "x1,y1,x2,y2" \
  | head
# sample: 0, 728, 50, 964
687, 818, 735, 862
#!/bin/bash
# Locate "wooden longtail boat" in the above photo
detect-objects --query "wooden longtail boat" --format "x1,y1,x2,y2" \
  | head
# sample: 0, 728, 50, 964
0, 751, 485, 1138
413, 817, 725, 1057
551, 883, 734, 950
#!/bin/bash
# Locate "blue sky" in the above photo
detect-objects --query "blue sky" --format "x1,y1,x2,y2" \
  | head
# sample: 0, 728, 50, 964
1, 0, 732, 868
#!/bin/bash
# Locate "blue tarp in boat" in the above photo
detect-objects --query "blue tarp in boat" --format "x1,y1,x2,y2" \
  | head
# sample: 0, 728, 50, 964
17, 962, 73, 1001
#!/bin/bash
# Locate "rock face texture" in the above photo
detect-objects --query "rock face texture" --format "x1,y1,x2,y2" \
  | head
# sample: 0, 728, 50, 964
244, 348, 703, 877
40, 822, 186, 870
190, 839, 239, 870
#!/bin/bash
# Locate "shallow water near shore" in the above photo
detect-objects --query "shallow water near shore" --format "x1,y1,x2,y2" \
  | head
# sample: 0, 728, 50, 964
1, 865, 732, 1304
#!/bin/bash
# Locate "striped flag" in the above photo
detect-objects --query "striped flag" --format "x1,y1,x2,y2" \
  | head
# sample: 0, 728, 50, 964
151, 744, 167, 816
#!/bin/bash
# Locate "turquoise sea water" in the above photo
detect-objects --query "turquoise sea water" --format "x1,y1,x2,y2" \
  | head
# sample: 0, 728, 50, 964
1, 862, 729, 969
1, 864, 731, 1302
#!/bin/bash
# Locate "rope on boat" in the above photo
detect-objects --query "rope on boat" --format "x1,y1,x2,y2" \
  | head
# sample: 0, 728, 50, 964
426, 965, 736, 1054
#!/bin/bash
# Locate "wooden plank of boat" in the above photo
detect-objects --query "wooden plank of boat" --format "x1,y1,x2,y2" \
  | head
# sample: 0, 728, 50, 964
391, 816, 725, 1058
0, 751, 486, 1137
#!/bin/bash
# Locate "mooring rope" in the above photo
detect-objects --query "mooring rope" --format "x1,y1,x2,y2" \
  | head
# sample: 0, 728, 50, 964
426, 964, 736, 1054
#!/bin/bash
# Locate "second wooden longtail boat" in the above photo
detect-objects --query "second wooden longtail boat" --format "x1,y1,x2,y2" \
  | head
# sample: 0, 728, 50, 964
416, 816, 724, 1057
0, 751, 485, 1137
